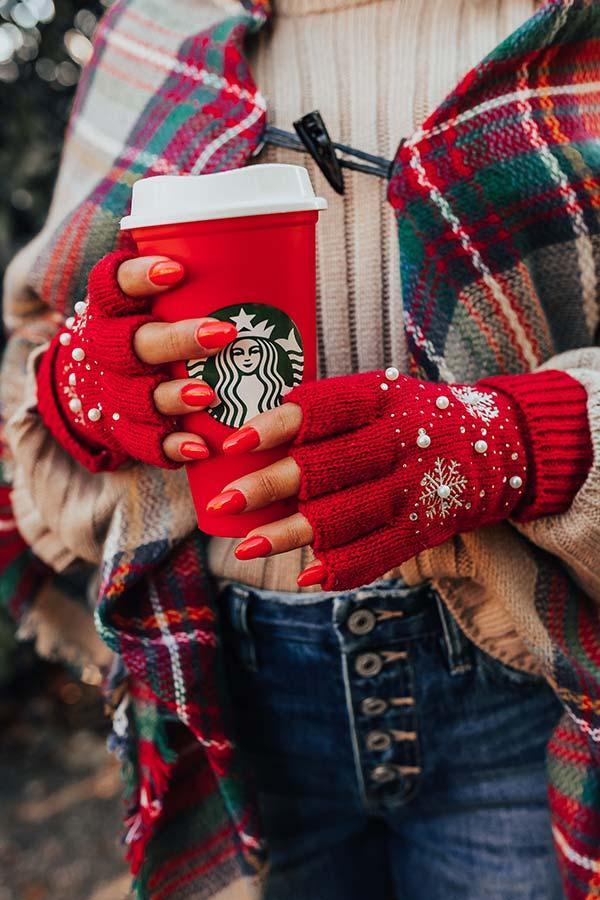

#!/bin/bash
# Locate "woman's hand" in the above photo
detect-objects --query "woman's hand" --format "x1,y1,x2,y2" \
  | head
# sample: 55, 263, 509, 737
36, 250, 239, 471
119, 255, 239, 463
204, 367, 590, 592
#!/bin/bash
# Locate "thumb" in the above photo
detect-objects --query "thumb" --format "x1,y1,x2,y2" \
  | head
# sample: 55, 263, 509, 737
86, 252, 185, 318
117, 255, 185, 298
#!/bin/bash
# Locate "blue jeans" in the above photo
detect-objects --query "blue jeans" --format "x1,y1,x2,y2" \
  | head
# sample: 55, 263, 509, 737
218, 577, 564, 900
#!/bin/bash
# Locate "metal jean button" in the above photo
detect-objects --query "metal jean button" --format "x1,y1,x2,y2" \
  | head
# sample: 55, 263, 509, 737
347, 608, 376, 635
365, 730, 392, 752
360, 697, 388, 716
371, 764, 397, 784
355, 652, 383, 677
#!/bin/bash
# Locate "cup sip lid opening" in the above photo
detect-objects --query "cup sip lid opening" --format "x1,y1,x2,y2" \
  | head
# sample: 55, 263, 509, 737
120, 164, 328, 230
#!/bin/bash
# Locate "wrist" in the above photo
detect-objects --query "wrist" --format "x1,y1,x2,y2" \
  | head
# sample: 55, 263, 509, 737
36, 337, 129, 473
478, 369, 592, 521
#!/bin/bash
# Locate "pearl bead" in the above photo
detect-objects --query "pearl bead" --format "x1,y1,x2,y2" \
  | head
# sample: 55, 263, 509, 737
68, 373, 77, 387
87, 407, 101, 422
74, 301, 87, 316
65, 316, 75, 330
474, 440, 488, 454
437, 484, 451, 499
385, 366, 399, 381
509, 475, 523, 490
416, 432, 431, 449
112, 413, 120, 421
409, 512, 418, 521
436, 396, 449, 410
511, 452, 518, 460
59, 332, 71, 346
69, 398, 82, 413
72, 347, 85, 361
380, 383, 389, 391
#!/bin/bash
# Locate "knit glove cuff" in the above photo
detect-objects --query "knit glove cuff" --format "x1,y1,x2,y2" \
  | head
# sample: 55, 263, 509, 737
36, 251, 178, 473
480, 370, 592, 522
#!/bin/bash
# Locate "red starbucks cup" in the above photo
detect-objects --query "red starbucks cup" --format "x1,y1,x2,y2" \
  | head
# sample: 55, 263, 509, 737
120, 164, 327, 537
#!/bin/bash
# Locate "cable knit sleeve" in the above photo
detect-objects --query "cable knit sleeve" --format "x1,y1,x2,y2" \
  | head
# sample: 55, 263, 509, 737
511, 347, 600, 603
4, 340, 198, 573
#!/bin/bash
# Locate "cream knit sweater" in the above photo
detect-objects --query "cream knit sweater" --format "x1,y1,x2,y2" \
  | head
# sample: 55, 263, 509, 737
208, 0, 537, 591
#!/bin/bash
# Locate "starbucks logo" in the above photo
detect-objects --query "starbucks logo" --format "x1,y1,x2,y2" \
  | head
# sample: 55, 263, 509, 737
187, 302, 304, 428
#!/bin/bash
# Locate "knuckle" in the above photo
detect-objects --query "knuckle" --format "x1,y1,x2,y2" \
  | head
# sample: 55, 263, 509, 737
162, 434, 179, 459
153, 382, 168, 412
255, 467, 282, 504
133, 322, 152, 359
273, 405, 291, 437
285, 518, 306, 547
165, 324, 185, 360
116, 260, 136, 294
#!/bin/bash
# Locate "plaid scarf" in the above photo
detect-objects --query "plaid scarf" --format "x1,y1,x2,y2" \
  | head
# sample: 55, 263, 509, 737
5, 0, 600, 896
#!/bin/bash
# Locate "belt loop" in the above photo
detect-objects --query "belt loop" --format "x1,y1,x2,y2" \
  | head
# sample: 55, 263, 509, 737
229, 587, 258, 672
434, 593, 473, 675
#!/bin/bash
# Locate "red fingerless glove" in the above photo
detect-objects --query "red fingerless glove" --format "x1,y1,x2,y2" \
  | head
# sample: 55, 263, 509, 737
284, 368, 592, 590
36, 251, 178, 472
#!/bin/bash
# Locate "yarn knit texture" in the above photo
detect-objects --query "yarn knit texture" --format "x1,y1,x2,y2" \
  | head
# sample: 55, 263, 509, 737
36, 250, 178, 472
1, 1, 600, 899
284, 368, 591, 589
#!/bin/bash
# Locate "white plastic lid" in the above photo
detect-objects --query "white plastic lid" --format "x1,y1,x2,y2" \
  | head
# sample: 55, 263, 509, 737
120, 164, 327, 230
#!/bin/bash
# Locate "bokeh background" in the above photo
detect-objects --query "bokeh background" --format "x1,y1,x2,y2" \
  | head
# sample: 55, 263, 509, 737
0, 2, 131, 897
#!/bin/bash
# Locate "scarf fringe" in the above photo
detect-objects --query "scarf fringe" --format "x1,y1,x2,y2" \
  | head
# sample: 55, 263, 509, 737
110, 690, 178, 897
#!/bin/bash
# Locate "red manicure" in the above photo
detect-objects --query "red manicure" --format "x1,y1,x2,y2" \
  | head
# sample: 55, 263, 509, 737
222, 426, 260, 455
180, 441, 210, 460
206, 489, 247, 515
234, 535, 272, 560
297, 561, 326, 587
148, 260, 185, 286
195, 321, 237, 349
181, 382, 215, 407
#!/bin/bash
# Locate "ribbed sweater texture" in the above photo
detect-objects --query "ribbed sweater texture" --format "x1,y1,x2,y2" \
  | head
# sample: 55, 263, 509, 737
208, 0, 537, 592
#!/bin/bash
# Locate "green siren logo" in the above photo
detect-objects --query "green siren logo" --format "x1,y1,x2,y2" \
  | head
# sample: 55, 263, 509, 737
187, 303, 304, 428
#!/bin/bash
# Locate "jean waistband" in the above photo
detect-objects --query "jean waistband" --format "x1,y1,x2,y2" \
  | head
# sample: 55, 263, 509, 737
218, 577, 473, 676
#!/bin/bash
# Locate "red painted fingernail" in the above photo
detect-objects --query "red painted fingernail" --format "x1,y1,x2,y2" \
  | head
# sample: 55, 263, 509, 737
222, 426, 260, 455
297, 561, 326, 587
181, 382, 215, 407
148, 260, 185, 286
234, 535, 272, 560
206, 489, 247, 515
195, 321, 237, 349
180, 441, 210, 460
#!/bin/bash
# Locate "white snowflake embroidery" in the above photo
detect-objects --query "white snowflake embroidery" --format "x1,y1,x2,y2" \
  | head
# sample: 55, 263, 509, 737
419, 457, 468, 520
450, 386, 499, 424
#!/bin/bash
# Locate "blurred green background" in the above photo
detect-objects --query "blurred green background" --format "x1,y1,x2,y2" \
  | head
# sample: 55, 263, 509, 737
0, 3, 130, 897
0, 0, 107, 277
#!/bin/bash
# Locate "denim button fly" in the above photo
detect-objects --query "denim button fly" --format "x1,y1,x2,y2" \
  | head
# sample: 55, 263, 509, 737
330, 583, 444, 809
361, 697, 388, 716
371, 764, 398, 784
365, 730, 393, 752
355, 652, 383, 677
347, 608, 377, 635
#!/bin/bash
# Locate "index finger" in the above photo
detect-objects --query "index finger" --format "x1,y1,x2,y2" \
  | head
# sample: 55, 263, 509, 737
222, 402, 303, 455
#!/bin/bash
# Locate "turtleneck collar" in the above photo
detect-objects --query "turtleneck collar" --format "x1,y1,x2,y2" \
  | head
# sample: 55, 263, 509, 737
274, 0, 382, 17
